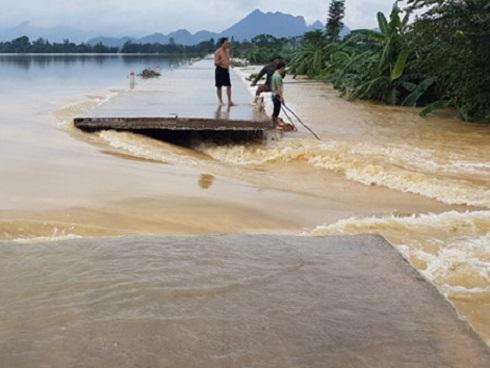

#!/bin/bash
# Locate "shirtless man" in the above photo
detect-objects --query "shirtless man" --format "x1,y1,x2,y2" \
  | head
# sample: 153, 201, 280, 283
214, 37, 235, 107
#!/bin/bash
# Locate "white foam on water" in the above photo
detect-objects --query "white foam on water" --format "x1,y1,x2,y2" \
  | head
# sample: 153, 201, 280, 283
307, 210, 490, 296
307, 210, 490, 345
98, 130, 169, 163
55, 91, 121, 141
55, 91, 119, 122
308, 210, 490, 238
448, 158, 490, 174
4, 228, 83, 244
97, 130, 208, 167
401, 234, 490, 291
347, 142, 490, 176
197, 139, 490, 208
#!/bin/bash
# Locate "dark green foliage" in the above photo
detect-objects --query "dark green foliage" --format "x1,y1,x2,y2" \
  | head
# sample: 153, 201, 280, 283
232, 35, 295, 64
407, 0, 490, 121
287, 0, 489, 122
326, 0, 346, 41
289, 31, 331, 77
0, 36, 118, 53
323, 3, 431, 106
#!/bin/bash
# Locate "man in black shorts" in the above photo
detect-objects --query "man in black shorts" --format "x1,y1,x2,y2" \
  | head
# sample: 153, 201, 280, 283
214, 37, 235, 106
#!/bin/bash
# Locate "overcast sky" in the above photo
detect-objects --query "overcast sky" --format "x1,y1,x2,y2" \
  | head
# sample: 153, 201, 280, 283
0, 0, 395, 36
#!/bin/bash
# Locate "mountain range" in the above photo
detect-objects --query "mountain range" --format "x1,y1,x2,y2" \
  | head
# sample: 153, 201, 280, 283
0, 9, 351, 47
88, 10, 334, 47
0, 21, 98, 43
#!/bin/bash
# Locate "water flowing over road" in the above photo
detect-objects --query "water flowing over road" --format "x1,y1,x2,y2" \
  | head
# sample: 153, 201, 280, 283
1, 55, 489, 349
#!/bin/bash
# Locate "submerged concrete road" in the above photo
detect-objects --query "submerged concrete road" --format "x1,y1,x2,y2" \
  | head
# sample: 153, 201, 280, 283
74, 58, 272, 131
1, 235, 489, 367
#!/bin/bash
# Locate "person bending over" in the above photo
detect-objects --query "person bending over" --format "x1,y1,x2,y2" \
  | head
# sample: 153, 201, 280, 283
251, 55, 282, 104
214, 37, 235, 107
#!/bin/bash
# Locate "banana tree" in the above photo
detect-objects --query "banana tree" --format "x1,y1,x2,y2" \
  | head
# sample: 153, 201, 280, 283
333, 2, 436, 106
289, 30, 332, 77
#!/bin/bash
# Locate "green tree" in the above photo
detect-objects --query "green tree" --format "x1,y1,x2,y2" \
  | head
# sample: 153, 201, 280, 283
289, 30, 331, 77
408, 0, 490, 121
324, 3, 436, 107
11, 36, 31, 52
31, 38, 49, 53
326, 0, 346, 41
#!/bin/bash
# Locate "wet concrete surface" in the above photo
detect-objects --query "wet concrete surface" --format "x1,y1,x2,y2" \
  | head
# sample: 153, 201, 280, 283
74, 58, 272, 131
1, 235, 489, 367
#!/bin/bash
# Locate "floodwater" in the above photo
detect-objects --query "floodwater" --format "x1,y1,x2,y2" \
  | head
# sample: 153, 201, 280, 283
0, 55, 489, 356
2, 235, 489, 368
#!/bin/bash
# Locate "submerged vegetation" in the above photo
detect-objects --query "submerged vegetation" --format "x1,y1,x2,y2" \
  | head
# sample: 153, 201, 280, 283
287, 0, 490, 122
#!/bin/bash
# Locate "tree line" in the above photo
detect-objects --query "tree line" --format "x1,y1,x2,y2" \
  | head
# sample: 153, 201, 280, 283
0, 36, 217, 56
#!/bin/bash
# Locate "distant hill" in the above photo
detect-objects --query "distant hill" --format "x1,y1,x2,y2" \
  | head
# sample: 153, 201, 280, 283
220, 9, 310, 41
308, 21, 325, 32
87, 9, 337, 47
88, 36, 134, 48
137, 29, 197, 45
0, 21, 97, 43
341, 25, 351, 37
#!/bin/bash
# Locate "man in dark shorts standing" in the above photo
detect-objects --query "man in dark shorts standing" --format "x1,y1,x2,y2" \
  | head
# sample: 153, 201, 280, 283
214, 37, 235, 107
250, 55, 282, 104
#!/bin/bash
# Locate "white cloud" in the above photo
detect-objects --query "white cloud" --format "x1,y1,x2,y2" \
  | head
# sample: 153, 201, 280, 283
0, 0, 398, 35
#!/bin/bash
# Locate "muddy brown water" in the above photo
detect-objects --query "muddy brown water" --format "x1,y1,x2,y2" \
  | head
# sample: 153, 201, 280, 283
1, 235, 489, 368
1, 56, 489, 352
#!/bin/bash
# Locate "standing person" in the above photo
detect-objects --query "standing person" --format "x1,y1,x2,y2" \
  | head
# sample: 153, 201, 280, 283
214, 37, 235, 107
271, 61, 293, 131
250, 55, 282, 104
